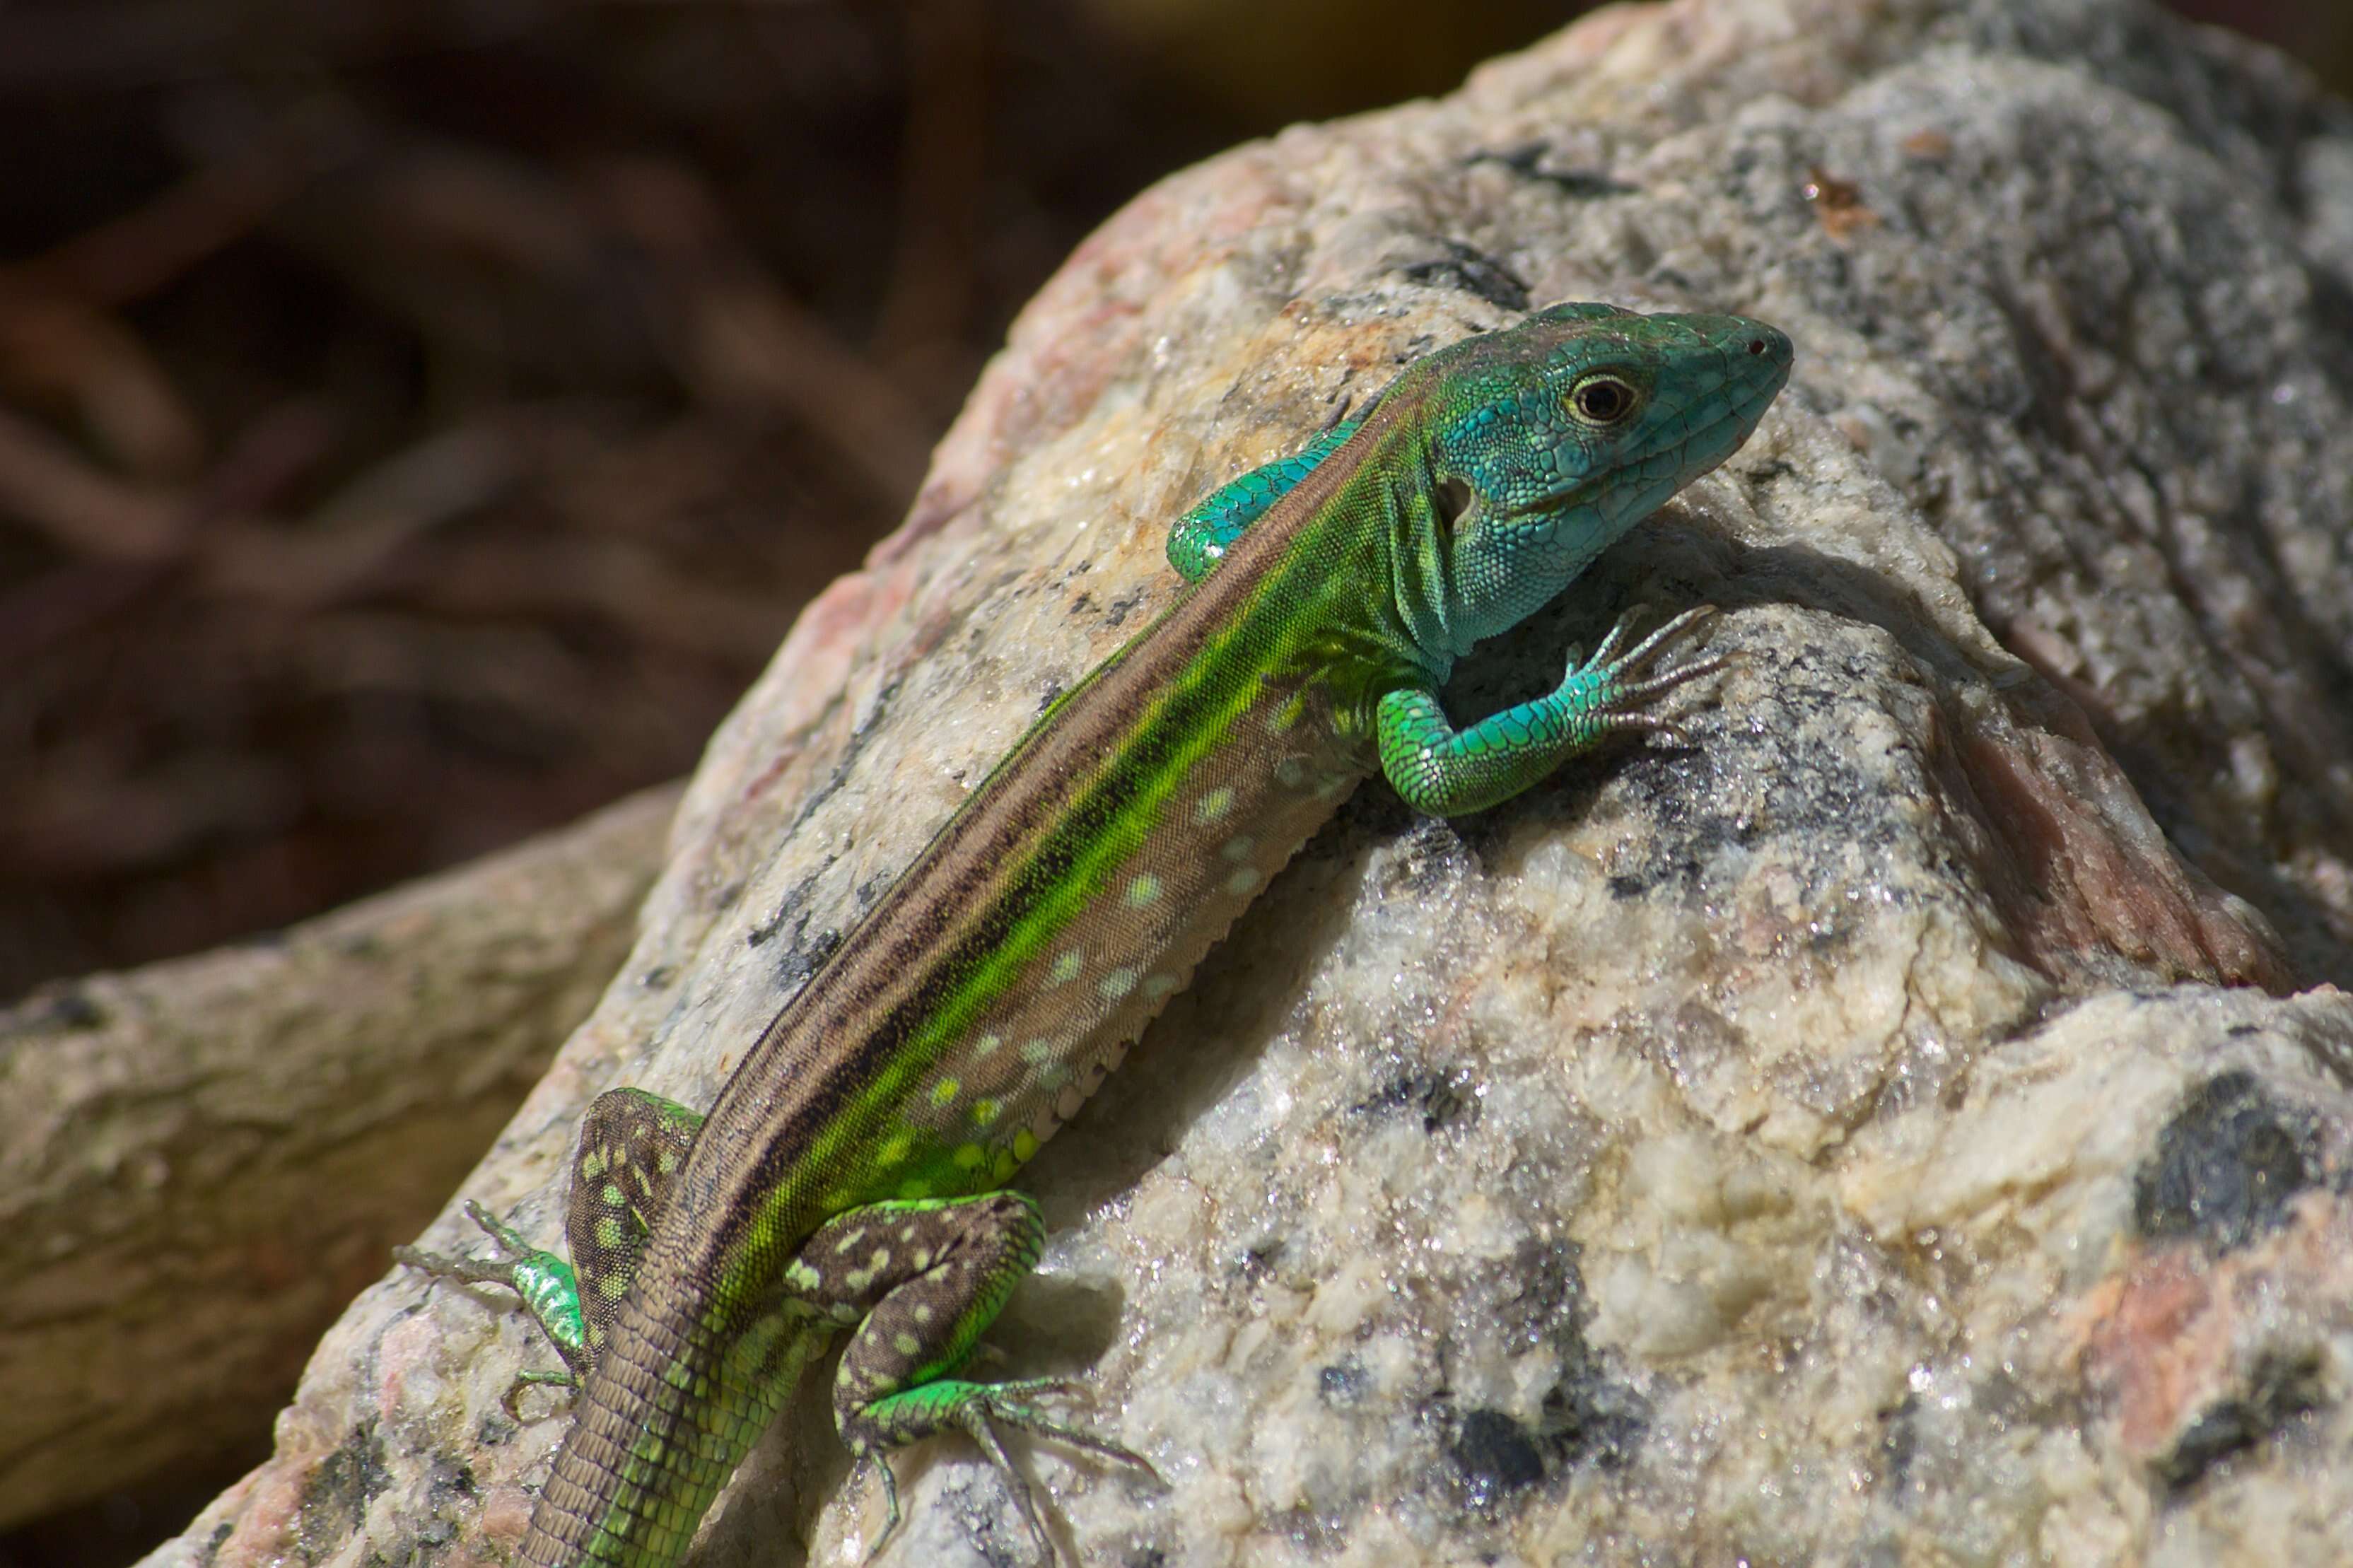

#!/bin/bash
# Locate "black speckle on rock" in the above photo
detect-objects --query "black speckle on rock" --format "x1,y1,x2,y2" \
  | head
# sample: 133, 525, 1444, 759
1539, 1361, 1650, 1472
1464, 144, 1640, 199
297, 1423, 392, 1561
1353, 1067, 1478, 1133
1237, 1238, 1284, 1280
2154, 1351, 2326, 1494
776, 926, 843, 993
1396, 240, 1531, 312
2132, 1070, 2318, 1252
1877, 1394, 1919, 1492
1445, 1242, 1650, 1512
1318, 1359, 1372, 1406
1451, 1408, 1546, 1506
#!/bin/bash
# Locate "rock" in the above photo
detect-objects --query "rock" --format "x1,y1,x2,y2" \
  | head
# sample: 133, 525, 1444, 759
146, 0, 2353, 1564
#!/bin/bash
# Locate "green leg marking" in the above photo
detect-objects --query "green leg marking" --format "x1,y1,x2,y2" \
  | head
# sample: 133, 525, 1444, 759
1167, 420, 1359, 583
564, 1087, 702, 1359
784, 1193, 1160, 1563
395, 1087, 705, 1411
395, 1198, 590, 1412
1376, 604, 1726, 816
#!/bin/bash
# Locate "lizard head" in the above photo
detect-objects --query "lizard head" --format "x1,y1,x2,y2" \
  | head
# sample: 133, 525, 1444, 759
1411, 302, 1792, 652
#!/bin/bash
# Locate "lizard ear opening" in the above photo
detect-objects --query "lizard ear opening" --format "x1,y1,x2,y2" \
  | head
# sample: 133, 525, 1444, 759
1433, 474, 1476, 531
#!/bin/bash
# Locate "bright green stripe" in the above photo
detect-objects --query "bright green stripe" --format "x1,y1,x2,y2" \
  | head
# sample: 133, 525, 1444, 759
750, 549, 1350, 1262
672, 472, 1384, 1550
715, 433, 1405, 1318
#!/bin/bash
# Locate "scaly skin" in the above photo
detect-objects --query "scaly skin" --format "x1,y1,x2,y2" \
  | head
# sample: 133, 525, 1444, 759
399, 302, 1793, 1565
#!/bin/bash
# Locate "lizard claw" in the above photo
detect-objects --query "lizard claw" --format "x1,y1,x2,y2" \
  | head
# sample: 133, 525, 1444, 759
849, 1376, 1162, 1565
1569, 604, 1730, 739
392, 1201, 532, 1287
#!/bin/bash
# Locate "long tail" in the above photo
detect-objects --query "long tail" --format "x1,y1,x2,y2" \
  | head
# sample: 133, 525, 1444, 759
522, 1293, 820, 1567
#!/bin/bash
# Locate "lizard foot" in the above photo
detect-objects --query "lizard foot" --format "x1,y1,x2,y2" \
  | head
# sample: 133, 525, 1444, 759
393, 1200, 585, 1414
1567, 602, 1729, 747
850, 1376, 1162, 1565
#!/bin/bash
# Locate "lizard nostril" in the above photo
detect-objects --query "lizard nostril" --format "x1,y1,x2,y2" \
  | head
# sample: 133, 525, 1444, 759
1746, 338, 1770, 356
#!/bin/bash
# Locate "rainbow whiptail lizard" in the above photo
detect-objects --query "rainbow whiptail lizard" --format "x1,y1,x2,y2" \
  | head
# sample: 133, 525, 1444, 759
399, 300, 1794, 1565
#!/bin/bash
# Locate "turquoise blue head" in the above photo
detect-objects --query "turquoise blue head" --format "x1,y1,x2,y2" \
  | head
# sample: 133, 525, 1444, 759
1406, 301, 1792, 654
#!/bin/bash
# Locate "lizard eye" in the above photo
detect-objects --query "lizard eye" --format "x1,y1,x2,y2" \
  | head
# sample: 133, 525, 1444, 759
1433, 474, 1475, 530
1569, 375, 1638, 426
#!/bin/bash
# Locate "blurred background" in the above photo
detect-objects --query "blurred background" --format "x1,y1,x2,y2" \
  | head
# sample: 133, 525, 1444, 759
0, 1, 2343, 1564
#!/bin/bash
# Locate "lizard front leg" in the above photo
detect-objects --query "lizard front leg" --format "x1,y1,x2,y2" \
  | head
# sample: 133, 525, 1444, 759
1375, 604, 1725, 816
1166, 419, 1360, 582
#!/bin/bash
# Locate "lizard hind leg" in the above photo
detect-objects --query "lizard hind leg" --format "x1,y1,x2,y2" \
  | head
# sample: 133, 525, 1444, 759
790, 1192, 1159, 1564
564, 1086, 703, 1359
393, 1086, 705, 1412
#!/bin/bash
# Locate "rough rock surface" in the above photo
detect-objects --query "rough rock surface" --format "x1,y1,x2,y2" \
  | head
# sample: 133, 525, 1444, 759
152, 0, 2353, 1564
